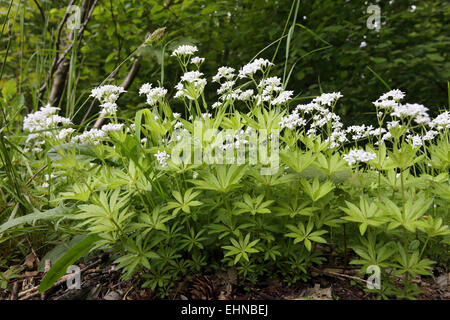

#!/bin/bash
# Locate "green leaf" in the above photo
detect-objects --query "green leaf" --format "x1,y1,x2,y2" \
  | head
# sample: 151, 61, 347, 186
2, 79, 16, 101
39, 234, 100, 293
0, 206, 71, 234
38, 235, 89, 272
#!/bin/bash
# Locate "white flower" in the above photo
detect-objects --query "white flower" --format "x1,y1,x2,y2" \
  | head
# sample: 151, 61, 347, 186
23, 104, 73, 149
23, 104, 71, 133
375, 132, 392, 145
155, 150, 170, 167
140, 83, 167, 105
146, 87, 167, 106
238, 58, 273, 78
57, 128, 75, 140
279, 111, 306, 130
191, 56, 205, 64
176, 71, 207, 100
100, 102, 118, 116
422, 130, 438, 141
429, 111, 450, 130
181, 71, 204, 83
90, 85, 125, 117
213, 66, 235, 82
42, 182, 49, 188
325, 130, 348, 148
101, 123, 124, 133
220, 89, 242, 101
343, 149, 376, 166
174, 122, 183, 129
238, 89, 254, 101
387, 120, 400, 130
258, 77, 282, 92
212, 102, 221, 109
408, 134, 423, 148
171, 45, 198, 56
313, 92, 343, 106
44, 174, 56, 181
373, 99, 398, 109
390, 103, 429, 119
217, 80, 236, 94
271, 90, 293, 105
71, 128, 106, 145
378, 89, 405, 102
90, 85, 125, 104
139, 83, 153, 96
296, 103, 318, 113
346, 125, 371, 140
360, 41, 367, 48
173, 113, 181, 119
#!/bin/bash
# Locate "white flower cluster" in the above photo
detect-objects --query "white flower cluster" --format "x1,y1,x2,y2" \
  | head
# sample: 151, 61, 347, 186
90, 85, 125, 116
373, 89, 405, 109
429, 111, 450, 130
171, 45, 198, 57
254, 77, 292, 106
346, 125, 379, 140
23, 104, 72, 134
406, 130, 439, 149
387, 120, 400, 130
279, 112, 306, 130
325, 130, 348, 149
258, 77, 282, 92
201, 113, 212, 120
56, 128, 76, 140
155, 150, 170, 167
271, 90, 293, 106
390, 103, 429, 121
212, 102, 221, 109
139, 83, 167, 106
191, 56, 205, 65
238, 89, 254, 101
101, 123, 124, 133
220, 127, 254, 151
278, 95, 348, 149
312, 92, 343, 106
175, 71, 207, 100
213, 67, 236, 83
23, 104, 73, 152
343, 149, 376, 166
71, 128, 106, 145
238, 58, 273, 79
374, 90, 433, 125
379, 89, 406, 102
217, 80, 236, 95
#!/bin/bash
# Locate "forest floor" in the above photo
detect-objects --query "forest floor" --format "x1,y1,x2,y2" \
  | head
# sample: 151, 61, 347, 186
1, 254, 448, 300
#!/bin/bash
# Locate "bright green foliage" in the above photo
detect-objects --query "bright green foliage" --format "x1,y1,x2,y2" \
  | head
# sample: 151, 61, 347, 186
164, 188, 203, 214
300, 177, 335, 202
222, 233, 260, 265
286, 220, 328, 251
235, 193, 273, 215
378, 195, 433, 232
0, 0, 449, 301
341, 197, 386, 235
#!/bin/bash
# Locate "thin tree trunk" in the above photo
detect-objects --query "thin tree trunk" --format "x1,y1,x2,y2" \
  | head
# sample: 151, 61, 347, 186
47, 0, 98, 106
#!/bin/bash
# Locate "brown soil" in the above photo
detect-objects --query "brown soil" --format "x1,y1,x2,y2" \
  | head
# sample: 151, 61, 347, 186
1, 257, 448, 300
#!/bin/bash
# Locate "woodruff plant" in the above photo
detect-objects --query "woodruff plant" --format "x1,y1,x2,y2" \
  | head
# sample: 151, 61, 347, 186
4, 43, 450, 299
